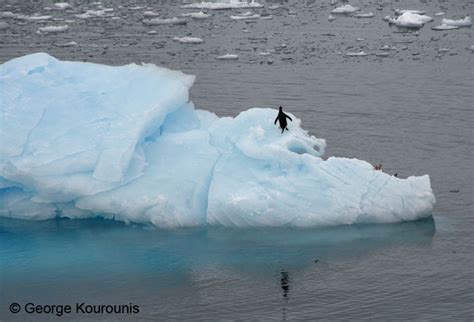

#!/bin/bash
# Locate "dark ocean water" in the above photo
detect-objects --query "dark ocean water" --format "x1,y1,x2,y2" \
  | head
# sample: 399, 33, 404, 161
1, 0, 473, 320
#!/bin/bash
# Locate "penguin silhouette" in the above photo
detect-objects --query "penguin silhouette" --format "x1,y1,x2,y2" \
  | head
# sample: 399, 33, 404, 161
274, 106, 293, 134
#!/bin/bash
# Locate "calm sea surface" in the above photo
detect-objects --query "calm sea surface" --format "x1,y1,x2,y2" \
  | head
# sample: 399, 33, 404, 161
1, 0, 473, 320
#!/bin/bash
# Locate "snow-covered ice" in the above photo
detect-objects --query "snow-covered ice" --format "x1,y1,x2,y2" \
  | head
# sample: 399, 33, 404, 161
0, 54, 436, 228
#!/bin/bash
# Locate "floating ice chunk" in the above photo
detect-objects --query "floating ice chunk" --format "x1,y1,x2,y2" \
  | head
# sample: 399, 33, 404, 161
55, 41, 78, 47
182, 1, 263, 10
331, 5, 360, 14
143, 17, 187, 25
0, 54, 436, 228
434, 12, 445, 16
394, 9, 425, 15
75, 10, 107, 19
441, 16, 472, 27
230, 11, 260, 20
129, 6, 145, 11
143, 11, 160, 17
38, 25, 69, 33
147, 30, 158, 35
181, 11, 211, 19
260, 14, 272, 20
345, 51, 367, 56
16, 14, 53, 21
354, 12, 374, 18
431, 24, 460, 31
173, 36, 204, 44
0, 11, 17, 18
328, 14, 335, 21
387, 12, 433, 28
0, 21, 9, 30
259, 51, 271, 56
216, 54, 239, 60
375, 52, 390, 57
268, 5, 280, 10
54, 3, 72, 10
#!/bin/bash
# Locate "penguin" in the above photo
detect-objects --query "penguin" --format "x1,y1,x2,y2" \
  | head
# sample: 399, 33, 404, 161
274, 106, 293, 134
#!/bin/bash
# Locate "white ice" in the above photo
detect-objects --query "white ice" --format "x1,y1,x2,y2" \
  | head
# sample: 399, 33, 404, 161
441, 16, 472, 27
181, 1, 263, 10
38, 25, 69, 33
331, 5, 360, 14
387, 12, 433, 28
215, 54, 239, 60
0, 54, 436, 228
181, 12, 211, 19
142, 17, 187, 25
173, 36, 204, 44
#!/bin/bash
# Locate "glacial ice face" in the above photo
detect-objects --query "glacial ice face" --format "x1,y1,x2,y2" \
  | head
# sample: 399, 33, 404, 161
0, 53, 436, 227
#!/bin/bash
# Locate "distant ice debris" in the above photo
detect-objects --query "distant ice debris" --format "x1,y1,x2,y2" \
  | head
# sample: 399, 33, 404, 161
354, 12, 374, 18
55, 41, 78, 47
441, 16, 472, 27
394, 9, 425, 15
216, 54, 239, 60
431, 24, 460, 31
147, 30, 158, 35
387, 12, 433, 28
182, 1, 263, 10
0, 11, 16, 18
75, 10, 108, 19
375, 52, 390, 57
328, 14, 335, 21
268, 5, 280, 10
129, 6, 145, 11
345, 51, 367, 56
173, 36, 204, 44
16, 14, 53, 21
331, 5, 360, 14
258, 51, 270, 56
54, 3, 72, 10
143, 17, 187, 25
38, 25, 69, 33
143, 11, 160, 18
181, 11, 211, 19
230, 12, 260, 20
434, 12, 445, 16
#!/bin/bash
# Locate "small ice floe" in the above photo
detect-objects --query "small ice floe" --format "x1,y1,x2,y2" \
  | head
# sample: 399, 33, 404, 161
0, 21, 9, 30
143, 17, 187, 25
438, 47, 450, 53
55, 41, 77, 47
394, 9, 425, 15
242, 28, 250, 33
431, 24, 459, 31
182, 1, 263, 10
143, 11, 160, 18
230, 11, 260, 20
386, 11, 433, 28
268, 5, 280, 10
470, 45, 474, 52
345, 51, 367, 56
216, 54, 239, 60
173, 36, 203, 44
16, 14, 53, 21
54, 3, 72, 10
259, 51, 271, 56
354, 12, 374, 18
181, 11, 211, 19
147, 30, 157, 35
441, 16, 472, 27
38, 25, 69, 33
331, 5, 360, 14
356, 37, 365, 41
0, 11, 17, 18
328, 14, 335, 21
260, 14, 272, 20
75, 10, 107, 19
375, 52, 390, 57
434, 12, 445, 16
129, 6, 145, 11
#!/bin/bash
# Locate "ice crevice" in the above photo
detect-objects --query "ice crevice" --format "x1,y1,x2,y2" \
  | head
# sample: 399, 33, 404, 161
0, 54, 436, 228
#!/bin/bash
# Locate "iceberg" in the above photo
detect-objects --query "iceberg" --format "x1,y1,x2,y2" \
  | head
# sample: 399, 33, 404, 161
0, 53, 436, 228
386, 12, 433, 28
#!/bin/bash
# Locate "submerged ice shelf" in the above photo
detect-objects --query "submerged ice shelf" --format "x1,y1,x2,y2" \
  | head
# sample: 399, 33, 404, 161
0, 54, 436, 228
